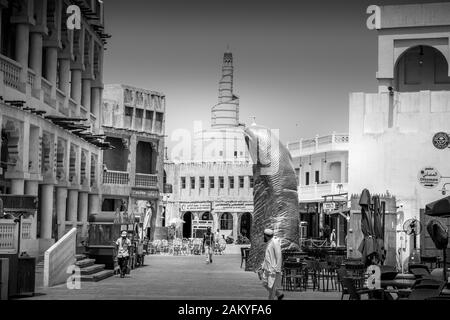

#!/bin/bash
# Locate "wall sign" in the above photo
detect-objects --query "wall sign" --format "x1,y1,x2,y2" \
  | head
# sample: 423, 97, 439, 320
366, 5, 381, 30
131, 189, 160, 199
418, 167, 441, 189
432, 132, 450, 150
323, 202, 336, 212
213, 201, 254, 212
180, 202, 211, 212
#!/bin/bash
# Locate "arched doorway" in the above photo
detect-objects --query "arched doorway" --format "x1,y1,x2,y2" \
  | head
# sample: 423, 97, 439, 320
240, 212, 252, 240
182, 212, 193, 238
395, 45, 450, 92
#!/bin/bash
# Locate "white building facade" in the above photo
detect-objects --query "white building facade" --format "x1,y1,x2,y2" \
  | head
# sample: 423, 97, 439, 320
287, 133, 349, 246
348, 3, 450, 262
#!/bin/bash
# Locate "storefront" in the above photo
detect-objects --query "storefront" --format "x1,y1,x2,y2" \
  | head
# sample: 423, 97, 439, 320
299, 203, 320, 239
130, 189, 160, 240
179, 202, 212, 238
213, 201, 254, 240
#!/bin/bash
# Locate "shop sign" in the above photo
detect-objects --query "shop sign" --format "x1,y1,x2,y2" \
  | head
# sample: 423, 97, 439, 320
131, 189, 160, 199
213, 201, 254, 212
180, 202, 211, 212
418, 167, 441, 189
323, 202, 336, 212
432, 132, 450, 150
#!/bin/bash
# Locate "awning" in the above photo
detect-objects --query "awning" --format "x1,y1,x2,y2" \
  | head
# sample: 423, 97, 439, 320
425, 196, 450, 218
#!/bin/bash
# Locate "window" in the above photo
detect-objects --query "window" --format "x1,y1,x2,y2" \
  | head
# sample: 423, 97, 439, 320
181, 177, 186, 189
209, 177, 215, 189
190, 177, 195, 189
145, 111, 153, 119
125, 107, 133, 116
305, 172, 310, 186
219, 151, 223, 157
220, 213, 233, 230
135, 109, 144, 118
239, 176, 244, 188
249, 176, 254, 188
234, 151, 238, 158
200, 176, 205, 189
219, 176, 224, 188
240, 151, 243, 156
315, 171, 320, 184
229, 176, 234, 189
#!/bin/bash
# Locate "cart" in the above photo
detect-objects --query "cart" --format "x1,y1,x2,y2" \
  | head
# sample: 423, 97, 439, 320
86, 211, 141, 273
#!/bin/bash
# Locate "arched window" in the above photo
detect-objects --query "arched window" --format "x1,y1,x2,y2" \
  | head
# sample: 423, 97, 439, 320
202, 212, 212, 220
395, 45, 450, 92
220, 213, 233, 230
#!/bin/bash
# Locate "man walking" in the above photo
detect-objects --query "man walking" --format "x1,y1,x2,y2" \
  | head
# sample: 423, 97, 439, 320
203, 227, 214, 264
258, 229, 284, 300
116, 230, 132, 278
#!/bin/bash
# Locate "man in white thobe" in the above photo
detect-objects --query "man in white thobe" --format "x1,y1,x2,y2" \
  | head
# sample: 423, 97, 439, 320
258, 229, 284, 300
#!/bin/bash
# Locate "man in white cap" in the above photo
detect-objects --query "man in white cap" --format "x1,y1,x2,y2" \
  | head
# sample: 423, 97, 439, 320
258, 228, 284, 300
116, 230, 132, 278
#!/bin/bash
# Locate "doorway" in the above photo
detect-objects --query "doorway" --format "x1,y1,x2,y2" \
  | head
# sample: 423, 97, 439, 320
183, 212, 193, 238
240, 212, 252, 240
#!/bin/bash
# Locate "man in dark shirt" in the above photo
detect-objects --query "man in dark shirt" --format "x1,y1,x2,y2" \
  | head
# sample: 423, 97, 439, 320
203, 227, 214, 264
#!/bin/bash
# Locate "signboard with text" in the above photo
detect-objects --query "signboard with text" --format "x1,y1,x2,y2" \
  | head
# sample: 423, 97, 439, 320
213, 201, 254, 212
180, 202, 211, 212
323, 202, 336, 212
131, 189, 160, 199
418, 167, 441, 189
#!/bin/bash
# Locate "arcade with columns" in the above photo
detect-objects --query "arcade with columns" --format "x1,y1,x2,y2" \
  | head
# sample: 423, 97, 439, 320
0, 0, 107, 256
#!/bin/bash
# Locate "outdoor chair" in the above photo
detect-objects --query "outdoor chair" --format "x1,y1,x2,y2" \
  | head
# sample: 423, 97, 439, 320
408, 264, 431, 279
342, 277, 384, 300
283, 261, 306, 291
317, 261, 337, 291
336, 268, 350, 300
398, 278, 446, 300
304, 260, 319, 290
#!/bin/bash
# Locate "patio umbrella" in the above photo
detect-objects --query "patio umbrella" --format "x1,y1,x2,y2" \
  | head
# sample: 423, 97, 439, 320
425, 196, 450, 217
425, 197, 450, 282
358, 189, 378, 266
373, 195, 386, 264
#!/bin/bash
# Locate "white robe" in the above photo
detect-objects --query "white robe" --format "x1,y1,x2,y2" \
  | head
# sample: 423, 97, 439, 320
261, 237, 282, 288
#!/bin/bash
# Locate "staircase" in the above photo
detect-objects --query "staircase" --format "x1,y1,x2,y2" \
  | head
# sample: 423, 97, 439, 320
75, 254, 114, 282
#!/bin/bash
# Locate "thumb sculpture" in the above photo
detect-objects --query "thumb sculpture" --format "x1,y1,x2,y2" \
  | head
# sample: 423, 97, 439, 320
244, 124, 300, 271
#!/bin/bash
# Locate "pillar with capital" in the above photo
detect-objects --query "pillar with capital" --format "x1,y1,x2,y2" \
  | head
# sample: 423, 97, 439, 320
232, 212, 239, 240
39, 184, 54, 240
56, 187, 68, 239
78, 192, 89, 238
67, 189, 79, 227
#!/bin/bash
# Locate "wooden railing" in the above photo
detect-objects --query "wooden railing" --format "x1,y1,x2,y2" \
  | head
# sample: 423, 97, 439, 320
27, 69, 36, 88
103, 170, 129, 185
41, 77, 53, 106
135, 173, 158, 188
0, 220, 16, 253
0, 54, 21, 90
44, 228, 77, 287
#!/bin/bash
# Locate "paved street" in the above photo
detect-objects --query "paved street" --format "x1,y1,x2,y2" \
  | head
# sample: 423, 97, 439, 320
22, 255, 340, 300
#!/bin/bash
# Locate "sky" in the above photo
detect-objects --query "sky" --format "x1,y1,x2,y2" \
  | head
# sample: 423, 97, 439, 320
102, 0, 446, 150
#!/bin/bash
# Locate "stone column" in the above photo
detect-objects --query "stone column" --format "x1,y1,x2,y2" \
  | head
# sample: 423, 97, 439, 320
10, 179, 25, 195
88, 194, 100, 215
232, 212, 239, 240
81, 79, 92, 113
45, 46, 58, 95
78, 192, 89, 237
70, 69, 83, 104
56, 187, 68, 240
67, 189, 79, 226
29, 31, 43, 90
212, 212, 219, 233
40, 184, 54, 240
91, 87, 102, 131
58, 58, 71, 94
14, 23, 30, 84
24, 180, 39, 196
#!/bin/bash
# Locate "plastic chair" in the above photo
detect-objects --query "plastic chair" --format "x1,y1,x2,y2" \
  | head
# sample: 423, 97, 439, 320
240, 247, 250, 268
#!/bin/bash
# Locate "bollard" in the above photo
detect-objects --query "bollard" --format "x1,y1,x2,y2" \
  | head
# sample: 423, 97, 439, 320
0, 258, 9, 300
